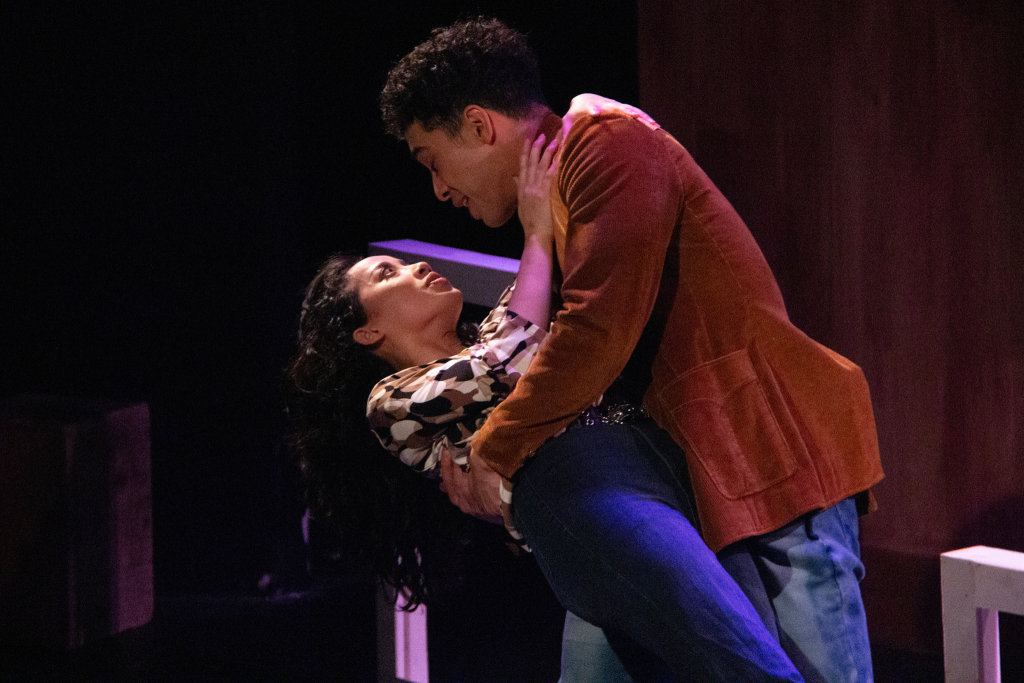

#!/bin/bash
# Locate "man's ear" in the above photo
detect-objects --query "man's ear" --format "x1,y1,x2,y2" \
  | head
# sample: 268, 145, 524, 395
462, 105, 496, 145
353, 325, 383, 347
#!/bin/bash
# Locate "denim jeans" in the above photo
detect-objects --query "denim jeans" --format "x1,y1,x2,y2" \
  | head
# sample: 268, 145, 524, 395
512, 421, 803, 682
559, 611, 635, 683
718, 497, 873, 683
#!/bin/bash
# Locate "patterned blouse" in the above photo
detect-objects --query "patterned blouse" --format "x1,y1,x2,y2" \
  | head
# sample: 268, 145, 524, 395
366, 285, 547, 539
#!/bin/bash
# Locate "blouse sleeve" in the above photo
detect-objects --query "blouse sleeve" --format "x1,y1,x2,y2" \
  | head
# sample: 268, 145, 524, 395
366, 296, 547, 476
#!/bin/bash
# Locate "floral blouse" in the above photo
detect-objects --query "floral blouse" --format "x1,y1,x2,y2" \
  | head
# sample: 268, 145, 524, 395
366, 284, 547, 479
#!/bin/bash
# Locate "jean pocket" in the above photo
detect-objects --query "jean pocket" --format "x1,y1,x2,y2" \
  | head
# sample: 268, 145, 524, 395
664, 349, 797, 500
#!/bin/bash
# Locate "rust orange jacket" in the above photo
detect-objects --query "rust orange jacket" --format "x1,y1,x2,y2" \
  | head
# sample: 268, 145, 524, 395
473, 103, 883, 552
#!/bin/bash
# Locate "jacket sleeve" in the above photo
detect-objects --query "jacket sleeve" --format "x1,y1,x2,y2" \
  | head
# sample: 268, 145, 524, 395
473, 113, 684, 479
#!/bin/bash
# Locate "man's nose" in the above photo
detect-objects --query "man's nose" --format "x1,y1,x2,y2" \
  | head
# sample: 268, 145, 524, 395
411, 262, 431, 277
432, 174, 450, 201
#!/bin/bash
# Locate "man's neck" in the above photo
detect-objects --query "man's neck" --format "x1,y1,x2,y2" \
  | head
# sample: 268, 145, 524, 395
511, 104, 560, 148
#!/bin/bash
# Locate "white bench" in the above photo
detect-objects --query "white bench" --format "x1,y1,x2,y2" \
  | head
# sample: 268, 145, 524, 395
941, 545, 1024, 682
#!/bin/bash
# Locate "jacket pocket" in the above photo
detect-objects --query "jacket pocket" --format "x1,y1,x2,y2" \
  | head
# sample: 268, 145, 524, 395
665, 348, 796, 500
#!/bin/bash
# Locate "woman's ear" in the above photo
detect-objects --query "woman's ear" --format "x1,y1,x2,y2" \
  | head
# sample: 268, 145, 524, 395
353, 325, 383, 347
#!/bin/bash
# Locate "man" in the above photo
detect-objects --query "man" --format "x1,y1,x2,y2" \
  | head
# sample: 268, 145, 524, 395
381, 17, 883, 682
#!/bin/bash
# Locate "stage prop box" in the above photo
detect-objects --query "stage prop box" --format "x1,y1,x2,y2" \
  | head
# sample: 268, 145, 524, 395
0, 396, 153, 648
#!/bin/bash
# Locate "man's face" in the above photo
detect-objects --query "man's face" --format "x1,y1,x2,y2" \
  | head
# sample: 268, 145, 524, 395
405, 119, 517, 228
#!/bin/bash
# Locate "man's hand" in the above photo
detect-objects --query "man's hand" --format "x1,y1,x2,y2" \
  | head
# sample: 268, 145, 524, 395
439, 448, 503, 525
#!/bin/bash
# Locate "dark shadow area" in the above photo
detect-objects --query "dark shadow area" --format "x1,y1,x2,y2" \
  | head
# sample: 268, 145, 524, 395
871, 645, 944, 683
0, 524, 567, 683
955, 495, 1024, 556
425, 532, 565, 683
0, 575, 376, 683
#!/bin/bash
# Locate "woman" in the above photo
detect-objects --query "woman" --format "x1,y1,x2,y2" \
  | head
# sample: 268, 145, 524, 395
287, 135, 636, 681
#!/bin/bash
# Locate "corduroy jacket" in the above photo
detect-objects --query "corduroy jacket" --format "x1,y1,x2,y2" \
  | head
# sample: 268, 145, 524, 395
474, 98, 883, 551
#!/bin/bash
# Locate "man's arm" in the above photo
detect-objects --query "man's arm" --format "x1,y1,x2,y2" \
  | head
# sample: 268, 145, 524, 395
473, 112, 683, 479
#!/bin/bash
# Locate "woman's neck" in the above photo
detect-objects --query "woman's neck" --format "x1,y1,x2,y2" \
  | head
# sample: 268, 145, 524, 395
384, 329, 465, 370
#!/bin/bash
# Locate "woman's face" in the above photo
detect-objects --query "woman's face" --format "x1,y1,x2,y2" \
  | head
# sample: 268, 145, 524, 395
347, 256, 462, 346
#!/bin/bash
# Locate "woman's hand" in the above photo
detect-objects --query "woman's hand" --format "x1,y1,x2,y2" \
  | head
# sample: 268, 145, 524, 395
508, 131, 558, 328
517, 133, 559, 242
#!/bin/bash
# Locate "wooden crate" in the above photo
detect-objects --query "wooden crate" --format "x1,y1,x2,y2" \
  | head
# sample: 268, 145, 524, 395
0, 396, 153, 648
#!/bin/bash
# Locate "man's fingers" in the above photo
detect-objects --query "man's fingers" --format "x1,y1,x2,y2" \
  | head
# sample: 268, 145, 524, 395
439, 451, 457, 496
439, 450, 452, 477
438, 450, 476, 514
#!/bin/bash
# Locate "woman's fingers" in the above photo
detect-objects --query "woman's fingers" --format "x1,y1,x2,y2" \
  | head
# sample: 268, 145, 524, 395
518, 132, 558, 193
521, 133, 545, 184
519, 137, 531, 177
517, 131, 559, 240
531, 132, 546, 169
540, 136, 559, 176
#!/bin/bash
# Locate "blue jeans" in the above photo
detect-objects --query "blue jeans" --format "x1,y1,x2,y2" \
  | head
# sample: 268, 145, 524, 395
512, 421, 803, 682
718, 498, 873, 683
559, 611, 635, 683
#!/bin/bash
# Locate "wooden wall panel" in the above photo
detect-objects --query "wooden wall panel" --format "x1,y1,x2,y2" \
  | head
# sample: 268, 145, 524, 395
639, 0, 1024, 654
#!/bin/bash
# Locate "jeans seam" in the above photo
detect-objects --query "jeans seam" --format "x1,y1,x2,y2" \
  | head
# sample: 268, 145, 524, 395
510, 476, 554, 581
807, 502, 868, 682
630, 423, 698, 526
823, 536, 861, 682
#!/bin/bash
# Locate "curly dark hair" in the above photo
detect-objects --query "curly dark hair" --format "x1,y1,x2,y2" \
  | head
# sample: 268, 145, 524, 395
284, 253, 478, 608
380, 16, 547, 139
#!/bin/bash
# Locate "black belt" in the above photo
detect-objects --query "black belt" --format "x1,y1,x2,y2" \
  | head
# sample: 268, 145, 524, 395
566, 401, 652, 430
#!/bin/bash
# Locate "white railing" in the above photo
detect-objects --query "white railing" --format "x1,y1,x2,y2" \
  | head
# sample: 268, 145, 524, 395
941, 545, 1024, 683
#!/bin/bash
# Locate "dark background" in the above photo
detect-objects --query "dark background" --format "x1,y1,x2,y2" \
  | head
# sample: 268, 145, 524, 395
2, 1, 638, 597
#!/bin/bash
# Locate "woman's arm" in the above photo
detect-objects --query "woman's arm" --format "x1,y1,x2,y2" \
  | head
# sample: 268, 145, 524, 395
438, 134, 558, 524
507, 133, 558, 329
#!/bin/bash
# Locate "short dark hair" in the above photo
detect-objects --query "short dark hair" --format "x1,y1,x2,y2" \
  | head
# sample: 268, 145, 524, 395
380, 16, 547, 139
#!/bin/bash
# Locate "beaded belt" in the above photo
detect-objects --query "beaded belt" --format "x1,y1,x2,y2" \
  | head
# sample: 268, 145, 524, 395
566, 401, 652, 429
